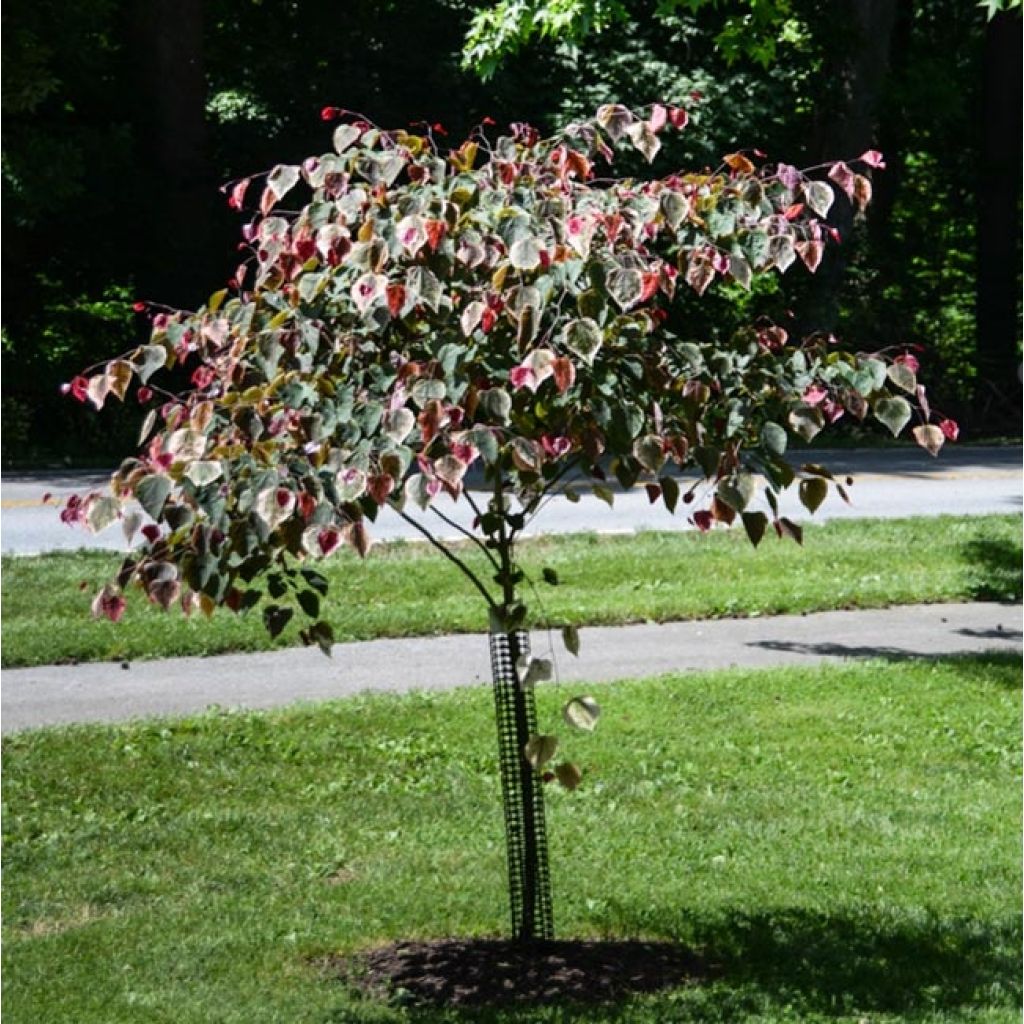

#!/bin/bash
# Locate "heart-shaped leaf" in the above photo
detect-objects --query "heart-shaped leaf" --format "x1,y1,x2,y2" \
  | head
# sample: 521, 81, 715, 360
509, 236, 543, 271
873, 395, 912, 437
912, 423, 945, 457
555, 762, 583, 791
267, 164, 300, 201
332, 124, 361, 153
606, 268, 643, 310
185, 460, 223, 487
798, 477, 828, 513
634, 435, 665, 474
562, 624, 580, 657
788, 404, 824, 442
563, 696, 600, 731
479, 388, 512, 425
802, 180, 834, 218
384, 408, 415, 443
717, 474, 756, 512
86, 496, 120, 534
135, 475, 172, 519
887, 362, 917, 394
523, 734, 559, 769
562, 318, 603, 364
761, 421, 788, 455
516, 655, 553, 687
741, 510, 768, 547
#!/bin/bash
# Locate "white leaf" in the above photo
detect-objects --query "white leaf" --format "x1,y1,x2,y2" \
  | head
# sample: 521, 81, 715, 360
185, 460, 223, 487
563, 696, 600, 732
267, 164, 300, 201
509, 236, 543, 271
802, 180, 834, 219
86, 496, 120, 534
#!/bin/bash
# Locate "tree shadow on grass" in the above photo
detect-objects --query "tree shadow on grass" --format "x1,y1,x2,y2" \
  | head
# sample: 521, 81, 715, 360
961, 534, 1022, 602
324, 907, 1020, 1023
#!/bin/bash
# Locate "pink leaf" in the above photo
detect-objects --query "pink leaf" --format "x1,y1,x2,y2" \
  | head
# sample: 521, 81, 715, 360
692, 510, 714, 532
228, 178, 250, 210
510, 364, 537, 391
939, 418, 959, 441
667, 106, 688, 129
859, 149, 886, 169
91, 585, 126, 623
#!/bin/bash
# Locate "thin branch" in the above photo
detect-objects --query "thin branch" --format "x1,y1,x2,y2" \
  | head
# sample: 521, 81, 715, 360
430, 505, 501, 571
391, 504, 498, 609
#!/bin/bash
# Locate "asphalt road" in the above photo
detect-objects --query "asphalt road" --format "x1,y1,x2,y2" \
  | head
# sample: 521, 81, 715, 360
3, 601, 1020, 733
1, 446, 1020, 556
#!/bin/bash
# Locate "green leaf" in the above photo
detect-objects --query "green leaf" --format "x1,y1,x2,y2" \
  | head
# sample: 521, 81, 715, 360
411, 379, 446, 405
659, 475, 680, 513
133, 345, 168, 384
887, 362, 917, 394
606, 268, 643, 310
777, 517, 803, 545
788, 404, 824, 442
741, 511, 768, 547
633, 435, 665, 474
798, 477, 829, 514
523, 734, 558, 769
554, 762, 582, 791
563, 696, 600, 732
592, 484, 615, 507
479, 388, 512, 425
873, 396, 912, 437
660, 191, 688, 229
297, 589, 321, 619
136, 475, 172, 519
542, 567, 560, 586
561, 318, 603, 364
717, 474, 756, 513
262, 604, 294, 639
761, 421, 787, 456
561, 624, 580, 657
301, 619, 334, 656
469, 426, 500, 464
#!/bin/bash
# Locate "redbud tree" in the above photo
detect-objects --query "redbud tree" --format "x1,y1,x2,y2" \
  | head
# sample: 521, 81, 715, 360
66, 102, 952, 940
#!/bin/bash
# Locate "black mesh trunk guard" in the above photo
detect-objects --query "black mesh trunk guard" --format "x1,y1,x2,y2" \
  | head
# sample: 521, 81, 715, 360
488, 630, 554, 941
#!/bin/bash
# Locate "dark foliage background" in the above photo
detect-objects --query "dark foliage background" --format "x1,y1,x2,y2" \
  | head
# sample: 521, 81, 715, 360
2, 0, 1019, 464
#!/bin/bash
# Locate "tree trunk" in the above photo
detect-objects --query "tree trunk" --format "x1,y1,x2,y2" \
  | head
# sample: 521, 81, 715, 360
488, 629, 554, 941
803, 0, 899, 333
975, 10, 1023, 423
127, 0, 214, 305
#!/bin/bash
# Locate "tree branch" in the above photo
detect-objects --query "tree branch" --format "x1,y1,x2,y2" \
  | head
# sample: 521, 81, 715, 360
430, 505, 501, 571
391, 503, 498, 609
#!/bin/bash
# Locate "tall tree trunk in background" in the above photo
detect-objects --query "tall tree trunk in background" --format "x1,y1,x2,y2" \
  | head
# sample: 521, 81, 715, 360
128, 0, 213, 306
803, 0, 898, 334
975, 11, 1023, 423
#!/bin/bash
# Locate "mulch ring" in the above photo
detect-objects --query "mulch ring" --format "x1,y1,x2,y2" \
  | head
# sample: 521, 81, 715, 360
320, 937, 709, 1008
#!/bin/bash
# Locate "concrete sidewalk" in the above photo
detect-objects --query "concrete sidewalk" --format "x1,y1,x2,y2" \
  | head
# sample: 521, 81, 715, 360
2, 602, 1020, 733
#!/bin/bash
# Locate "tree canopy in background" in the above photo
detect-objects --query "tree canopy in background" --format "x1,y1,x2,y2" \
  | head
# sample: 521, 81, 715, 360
1, 0, 1019, 464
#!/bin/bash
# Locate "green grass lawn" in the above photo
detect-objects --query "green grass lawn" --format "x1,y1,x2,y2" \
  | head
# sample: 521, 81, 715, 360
2, 514, 1020, 668
3, 654, 1020, 1023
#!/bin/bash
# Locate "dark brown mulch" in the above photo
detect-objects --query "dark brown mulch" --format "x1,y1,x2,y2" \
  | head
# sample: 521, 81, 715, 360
322, 937, 708, 1008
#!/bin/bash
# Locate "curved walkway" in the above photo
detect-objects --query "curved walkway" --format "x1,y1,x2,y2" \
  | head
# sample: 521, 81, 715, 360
2, 601, 1020, 733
